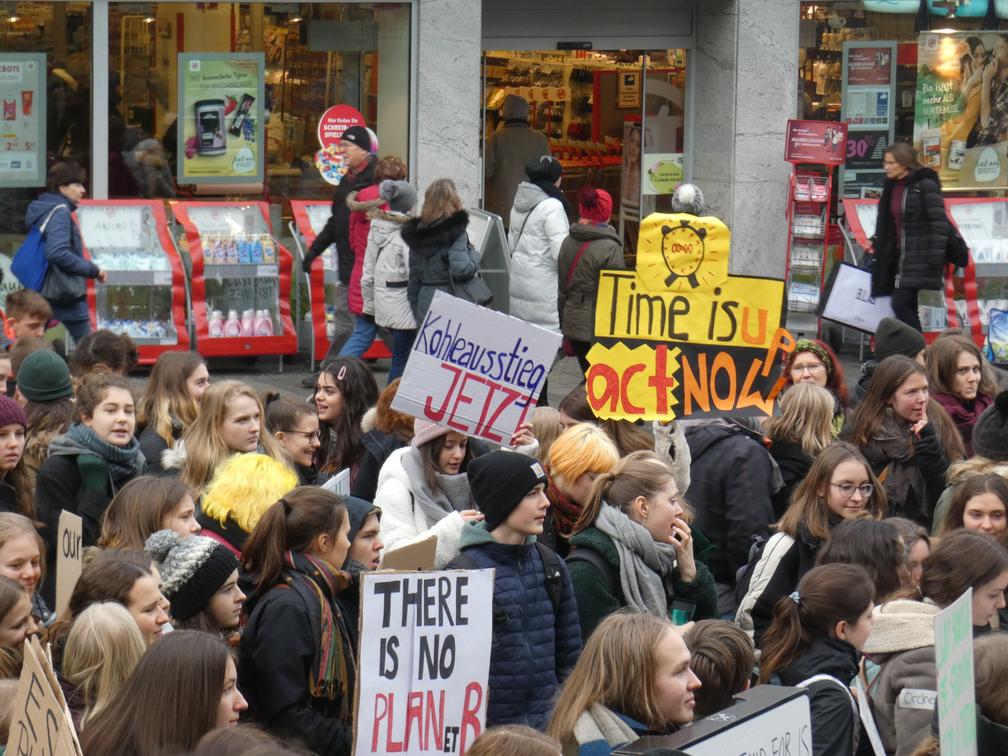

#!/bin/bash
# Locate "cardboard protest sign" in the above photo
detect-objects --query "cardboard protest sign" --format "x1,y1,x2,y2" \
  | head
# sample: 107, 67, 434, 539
392, 291, 561, 444
322, 468, 351, 497
934, 588, 977, 756
588, 213, 794, 421
379, 536, 438, 572
6, 636, 81, 755
55, 511, 82, 617
354, 569, 494, 756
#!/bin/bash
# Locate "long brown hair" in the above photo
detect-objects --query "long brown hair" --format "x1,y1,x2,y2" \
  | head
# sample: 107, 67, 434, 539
777, 441, 887, 541
419, 178, 464, 225
420, 432, 474, 492
99, 476, 192, 549
885, 142, 922, 172
79, 630, 230, 754
23, 397, 73, 457
974, 633, 1008, 725
137, 351, 205, 445
314, 357, 379, 475
571, 451, 673, 534
548, 613, 677, 744
0, 577, 26, 646
242, 486, 348, 595
940, 473, 1008, 539
765, 383, 835, 455
927, 334, 997, 398
558, 383, 654, 455
918, 529, 1008, 611
758, 564, 874, 684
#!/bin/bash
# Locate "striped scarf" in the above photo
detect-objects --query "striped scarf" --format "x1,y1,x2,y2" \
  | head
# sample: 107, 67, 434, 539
284, 551, 354, 703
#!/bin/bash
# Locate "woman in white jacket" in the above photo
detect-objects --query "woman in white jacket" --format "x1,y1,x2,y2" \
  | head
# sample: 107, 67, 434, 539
360, 180, 418, 381
508, 156, 571, 334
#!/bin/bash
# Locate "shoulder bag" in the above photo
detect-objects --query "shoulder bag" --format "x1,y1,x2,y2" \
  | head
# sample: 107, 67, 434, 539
561, 241, 591, 356
11, 205, 64, 291
447, 241, 494, 307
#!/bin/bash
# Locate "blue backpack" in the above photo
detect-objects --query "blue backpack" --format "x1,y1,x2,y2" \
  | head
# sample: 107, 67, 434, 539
11, 204, 65, 292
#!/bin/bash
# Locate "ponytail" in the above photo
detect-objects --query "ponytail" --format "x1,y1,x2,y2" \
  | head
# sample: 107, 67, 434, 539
570, 451, 672, 535
758, 564, 874, 684
241, 500, 290, 595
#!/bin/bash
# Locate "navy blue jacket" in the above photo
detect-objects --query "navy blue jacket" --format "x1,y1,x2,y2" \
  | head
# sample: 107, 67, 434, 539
25, 192, 99, 322
448, 523, 582, 730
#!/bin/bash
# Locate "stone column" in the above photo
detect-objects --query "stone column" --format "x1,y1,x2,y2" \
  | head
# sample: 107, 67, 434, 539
415, 0, 483, 206
693, 0, 799, 278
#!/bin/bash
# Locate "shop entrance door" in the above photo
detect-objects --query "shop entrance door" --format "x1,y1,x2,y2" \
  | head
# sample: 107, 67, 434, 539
481, 48, 689, 258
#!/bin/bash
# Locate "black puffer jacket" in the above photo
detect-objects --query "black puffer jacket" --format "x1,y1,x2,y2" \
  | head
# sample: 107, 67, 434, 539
871, 167, 950, 297
401, 210, 478, 321
305, 156, 376, 286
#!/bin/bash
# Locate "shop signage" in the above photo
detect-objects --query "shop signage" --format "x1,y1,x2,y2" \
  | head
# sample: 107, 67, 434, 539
785, 120, 848, 165
618, 72, 641, 109
934, 589, 977, 755
846, 46, 893, 86
501, 86, 568, 103
177, 53, 265, 185
643, 153, 684, 195
317, 104, 366, 149
915, 32, 1008, 190
0, 53, 45, 188
846, 129, 889, 171
392, 291, 561, 445
586, 213, 793, 422
353, 570, 493, 756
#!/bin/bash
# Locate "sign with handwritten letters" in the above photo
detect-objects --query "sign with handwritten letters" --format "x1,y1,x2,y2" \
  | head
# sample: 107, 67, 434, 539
55, 511, 82, 618
587, 213, 793, 421
76, 205, 147, 250
934, 589, 977, 756
6, 636, 81, 755
392, 291, 561, 444
353, 570, 494, 756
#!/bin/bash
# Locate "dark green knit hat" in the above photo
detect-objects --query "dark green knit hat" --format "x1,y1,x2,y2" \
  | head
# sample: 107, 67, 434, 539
16, 349, 73, 402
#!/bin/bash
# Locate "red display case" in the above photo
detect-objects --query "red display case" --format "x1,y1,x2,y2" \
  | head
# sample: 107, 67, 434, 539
171, 201, 297, 358
290, 200, 390, 366
76, 200, 190, 364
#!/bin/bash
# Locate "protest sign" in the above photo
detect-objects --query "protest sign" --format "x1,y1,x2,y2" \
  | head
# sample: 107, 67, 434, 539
6, 636, 81, 755
587, 213, 793, 421
392, 291, 561, 444
934, 588, 977, 756
55, 511, 82, 618
354, 570, 494, 756
322, 468, 351, 497
380, 536, 438, 572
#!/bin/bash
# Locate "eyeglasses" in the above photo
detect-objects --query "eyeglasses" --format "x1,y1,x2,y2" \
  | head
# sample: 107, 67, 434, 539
281, 429, 321, 442
830, 482, 874, 499
791, 362, 825, 374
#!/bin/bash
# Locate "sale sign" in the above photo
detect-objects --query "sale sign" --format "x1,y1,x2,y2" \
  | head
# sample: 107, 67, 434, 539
846, 129, 889, 171
785, 120, 848, 165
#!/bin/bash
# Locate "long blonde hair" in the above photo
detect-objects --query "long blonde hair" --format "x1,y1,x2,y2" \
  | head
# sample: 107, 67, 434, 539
180, 381, 284, 495
766, 383, 835, 455
548, 613, 675, 745
137, 352, 205, 447
571, 451, 673, 534
419, 178, 464, 225
62, 602, 146, 726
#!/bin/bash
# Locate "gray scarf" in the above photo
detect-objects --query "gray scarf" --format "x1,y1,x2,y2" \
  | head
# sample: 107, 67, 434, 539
400, 446, 473, 525
595, 504, 678, 618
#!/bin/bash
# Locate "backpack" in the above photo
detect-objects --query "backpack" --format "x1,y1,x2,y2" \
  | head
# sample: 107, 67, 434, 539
452, 541, 564, 621
566, 546, 618, 597
12, 204, 65, 291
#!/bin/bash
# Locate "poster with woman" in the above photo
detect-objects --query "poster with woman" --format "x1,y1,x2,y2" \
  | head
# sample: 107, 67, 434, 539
914, 31, 1008, 189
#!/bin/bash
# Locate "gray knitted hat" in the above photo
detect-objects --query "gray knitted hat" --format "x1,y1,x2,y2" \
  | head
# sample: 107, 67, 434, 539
973, 392, 1008, 462
144, 530, 238, 621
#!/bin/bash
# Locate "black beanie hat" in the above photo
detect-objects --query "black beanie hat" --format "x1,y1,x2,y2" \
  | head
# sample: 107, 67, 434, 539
340, 125, 372, 152
144, 530, 239, 621
524, 155, 562, 184
874, 317, 926, 361
467, 451, 548, 531
973, 392, 1008, 462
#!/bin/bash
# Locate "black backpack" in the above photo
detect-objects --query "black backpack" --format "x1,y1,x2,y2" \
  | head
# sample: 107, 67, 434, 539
452, 542, 565, 622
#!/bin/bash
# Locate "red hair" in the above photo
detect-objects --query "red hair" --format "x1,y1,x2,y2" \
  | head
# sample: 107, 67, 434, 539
784, 339, 849, 408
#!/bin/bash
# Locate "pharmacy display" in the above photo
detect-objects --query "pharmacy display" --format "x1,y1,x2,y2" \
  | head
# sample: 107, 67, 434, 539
76, 200, 189, 364
177, 53, 265, 184
0, 53, 45, 188
171, 201, 297, 357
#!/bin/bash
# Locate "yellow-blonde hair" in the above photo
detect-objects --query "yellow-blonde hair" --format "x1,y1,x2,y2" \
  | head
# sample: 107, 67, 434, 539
201, 453, 299, 534
548, 423, 620, 487
765, 383, 835, 456
63, 602, 146, 726
548, 613, 676, 745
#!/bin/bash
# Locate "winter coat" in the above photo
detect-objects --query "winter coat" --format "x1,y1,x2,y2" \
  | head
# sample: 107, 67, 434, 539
557, 223, 625, 342
508, 182, 570, 332
351, 406, 411, 503
373, 446, 469, 569
305, 156, 376, 286
345, 187, 386, 315
863, 599, 940, 756
932, 456, 1008, 535
870, 168, 950, 297
137, 423, 183, 475
0, 479, 19, 516
25, 192, 100, 322
851, 360, 878, 408
448, 523, 581, 729
360, 208, 416, 330
769, 439, 814, 519
484, 122, 551, 224
567, 526, 718, 641
684, 420, 780, 587
778, 637, 860, 756
931, 390, 993, 458
401, 210, 479, 322
978, 711, 1008, 755
197, 512, 247, 559
239, 559, 355, 755
736, 524, 828, 645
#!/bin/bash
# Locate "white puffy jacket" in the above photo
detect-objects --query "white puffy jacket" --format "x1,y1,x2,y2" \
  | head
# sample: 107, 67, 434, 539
508, 182, 569, 332
360, 209, 417, 330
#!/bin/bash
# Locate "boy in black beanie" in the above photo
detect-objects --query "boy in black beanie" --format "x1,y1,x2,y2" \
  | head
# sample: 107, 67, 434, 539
448, 450, 582, 730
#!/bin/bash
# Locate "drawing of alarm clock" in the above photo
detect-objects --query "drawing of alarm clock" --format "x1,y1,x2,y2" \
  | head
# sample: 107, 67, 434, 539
660, 219, 708, 288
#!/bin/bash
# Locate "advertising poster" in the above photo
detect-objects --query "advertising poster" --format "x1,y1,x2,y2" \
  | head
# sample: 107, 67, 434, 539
177, 53, 265, 184
314, 104, 366, 186
353, 570, 493, 756
846, 46, 893, 86
785, 120, 848, 165
586, 213, 793, 422
915, 31, 1008, 190
0, 53, 45, 188
846, 129, 890, 171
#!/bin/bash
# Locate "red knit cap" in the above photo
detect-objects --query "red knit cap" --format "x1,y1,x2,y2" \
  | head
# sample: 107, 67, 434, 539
579, 187, 613, 224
